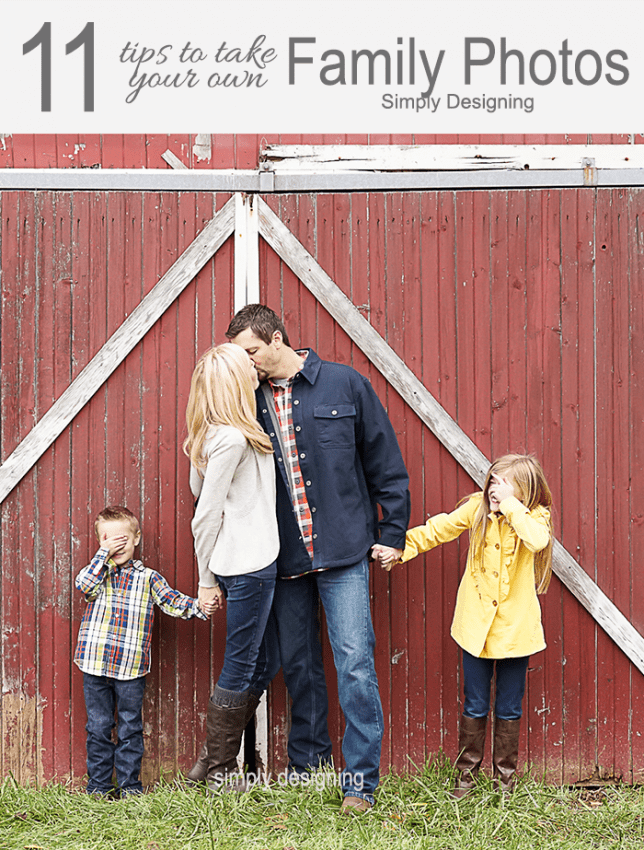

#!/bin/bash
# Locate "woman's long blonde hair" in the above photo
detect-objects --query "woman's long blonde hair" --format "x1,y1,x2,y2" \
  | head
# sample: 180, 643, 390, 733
470, 454, 553, 594
183, 343, 273, 474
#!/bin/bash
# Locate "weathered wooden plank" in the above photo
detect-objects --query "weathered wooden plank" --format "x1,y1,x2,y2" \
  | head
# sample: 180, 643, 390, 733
314, 191, 342, 753
400, 191, 428, 768
157, 191, 181, 776
490, 191, 511, 458
105, 191, 128, 502
559, 187, 596, 783
161, 149, 188, 170
385, 191, 413, 773
1, 192, 39, 783
629, 188, 644, 783
139, 190, 164, 783
316, 193, 337, 362
450, 189, 480, 756
595, 188, 631, 779
50, 191, 75, 781
69, 190, 95, 782
36, 191, 60, 782
262, 144, 644, 172
611, 187, 634, 781
434, 190, 463, 759
573, 187, 600, 782
174, 189, 201, 775
257, 195, 644, 677
368, 190, 397, 760
0, 196, 235, 506
522, 188, 548, 775
538, 189, 565, 782
595, 188, 618, 777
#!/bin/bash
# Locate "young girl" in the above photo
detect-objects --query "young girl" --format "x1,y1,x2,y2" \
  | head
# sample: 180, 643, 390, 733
381, 454, 553, 796
183, 343, 280, 790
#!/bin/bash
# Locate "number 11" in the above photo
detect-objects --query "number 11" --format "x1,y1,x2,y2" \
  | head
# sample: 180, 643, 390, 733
23, 22, 95, 112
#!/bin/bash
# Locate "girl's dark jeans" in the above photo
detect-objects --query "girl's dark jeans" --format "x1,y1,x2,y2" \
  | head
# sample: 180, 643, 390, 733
462, 650, 530, 720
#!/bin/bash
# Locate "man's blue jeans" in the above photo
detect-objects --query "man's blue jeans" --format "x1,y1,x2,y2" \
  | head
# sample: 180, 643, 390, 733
83, 672, 146, 795
267, 558, 383, 804
215, 563, 277, 694
462, 650, 530, 720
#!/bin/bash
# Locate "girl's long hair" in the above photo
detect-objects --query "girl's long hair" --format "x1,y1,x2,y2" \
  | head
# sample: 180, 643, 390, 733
183, 343, 273, 474
470, 454, 553, 594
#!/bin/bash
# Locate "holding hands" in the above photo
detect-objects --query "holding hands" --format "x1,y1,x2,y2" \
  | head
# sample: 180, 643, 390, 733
198, 584, 224, 617
372, 543, 403, 572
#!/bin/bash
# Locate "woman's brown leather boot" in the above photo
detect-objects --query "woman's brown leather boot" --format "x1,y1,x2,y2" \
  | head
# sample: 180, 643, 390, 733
205, 687, 250, 791
186, 691, 260, 784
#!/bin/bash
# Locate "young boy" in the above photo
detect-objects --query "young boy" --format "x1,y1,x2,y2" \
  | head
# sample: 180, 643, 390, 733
74, 505, 206, 797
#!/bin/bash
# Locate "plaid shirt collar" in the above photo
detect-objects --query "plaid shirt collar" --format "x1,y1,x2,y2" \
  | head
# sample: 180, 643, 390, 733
107, 557, 144, 574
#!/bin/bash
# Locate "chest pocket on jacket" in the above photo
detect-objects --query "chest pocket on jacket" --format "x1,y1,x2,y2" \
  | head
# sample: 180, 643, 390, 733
313, 404, 356, 447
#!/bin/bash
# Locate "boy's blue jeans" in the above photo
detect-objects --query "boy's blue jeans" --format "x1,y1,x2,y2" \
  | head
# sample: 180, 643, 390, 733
83, 672, 146, 795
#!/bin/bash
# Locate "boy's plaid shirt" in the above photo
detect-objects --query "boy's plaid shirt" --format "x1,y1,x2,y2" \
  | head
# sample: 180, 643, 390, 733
74, 548, 206, 680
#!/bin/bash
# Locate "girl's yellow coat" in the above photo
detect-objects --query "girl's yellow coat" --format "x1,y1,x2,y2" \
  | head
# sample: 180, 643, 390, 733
402, 494, 551, 658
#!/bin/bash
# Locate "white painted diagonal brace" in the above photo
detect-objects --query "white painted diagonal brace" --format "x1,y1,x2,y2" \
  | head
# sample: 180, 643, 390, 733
0, 197, 235, 505
257, 196, 644, 677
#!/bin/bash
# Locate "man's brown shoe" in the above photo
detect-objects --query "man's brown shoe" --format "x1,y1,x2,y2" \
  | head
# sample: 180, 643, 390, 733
340, 795, 372, 814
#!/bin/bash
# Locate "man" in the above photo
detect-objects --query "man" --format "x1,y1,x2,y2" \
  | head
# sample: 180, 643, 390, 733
226, 304, 409, 812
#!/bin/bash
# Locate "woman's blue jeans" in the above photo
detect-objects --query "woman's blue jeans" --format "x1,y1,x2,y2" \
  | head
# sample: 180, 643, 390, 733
83, 672, 146, 795
462, 650, 530, 720
214, 562, 277, 694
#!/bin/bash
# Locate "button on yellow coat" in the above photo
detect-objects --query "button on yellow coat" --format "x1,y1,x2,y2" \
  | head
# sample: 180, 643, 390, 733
402, 494, 551, 659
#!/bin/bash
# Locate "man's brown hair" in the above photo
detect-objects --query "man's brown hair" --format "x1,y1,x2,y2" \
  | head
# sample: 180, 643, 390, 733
225, 303, 291, 347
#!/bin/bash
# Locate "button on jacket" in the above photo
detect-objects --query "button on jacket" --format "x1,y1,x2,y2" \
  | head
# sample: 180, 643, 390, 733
402, 494, 551, 658
256, 349, 410, 578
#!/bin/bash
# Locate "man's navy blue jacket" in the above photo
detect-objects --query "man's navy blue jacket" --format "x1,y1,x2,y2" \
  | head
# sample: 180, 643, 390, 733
256, 349, 411, 578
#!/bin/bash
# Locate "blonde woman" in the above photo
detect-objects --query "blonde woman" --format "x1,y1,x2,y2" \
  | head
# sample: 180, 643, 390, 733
183, 343, 279, 790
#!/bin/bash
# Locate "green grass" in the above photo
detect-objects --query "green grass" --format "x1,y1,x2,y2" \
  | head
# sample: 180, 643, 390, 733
0, 762, 642, 850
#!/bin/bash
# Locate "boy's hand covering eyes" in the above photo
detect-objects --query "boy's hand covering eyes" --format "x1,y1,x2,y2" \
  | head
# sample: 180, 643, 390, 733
101, 534, 130, 557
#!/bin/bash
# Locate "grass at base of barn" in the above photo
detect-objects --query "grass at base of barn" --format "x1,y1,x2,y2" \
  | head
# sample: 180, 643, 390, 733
0, 760, 642, 850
